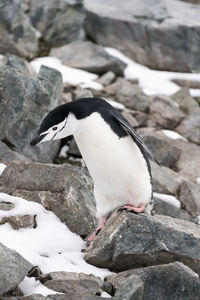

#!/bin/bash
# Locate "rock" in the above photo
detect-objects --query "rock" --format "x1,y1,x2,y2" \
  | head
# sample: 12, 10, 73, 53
121, 111, 139, 128
84, 0, 200, 72
0, 201, 15, 211
129, 110, 148, 127
28, 0, 85, 47
50, 41, 126, 75
0, 215, 36, 229
68, 138, 82, 158
141, 134, 181, 168
97, 71, 116, 86
0, 0, 38, 59
107, 262, 200, 300
2, 296, 51, 300
42, 272, 103, 298
171, 79, 200, 89
113, 274, 144, 300
75, 87, 93, 99
153, 198, 196, 223
84, 210, 200, 274
115, 79, 149, 112
149, 96, 185, 129
0, 141, 29, 164
0, 57, 63, 163
176, 113, 200, 145
179, 181, 200, 217
151, 161, 184, 194
0, 242, 32, 295
0, 161, 96, 236
171, 88, 200, 114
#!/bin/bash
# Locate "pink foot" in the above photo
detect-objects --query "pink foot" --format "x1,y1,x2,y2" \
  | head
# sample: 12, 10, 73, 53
123, 203, 146, 213
87, 216, 107, 243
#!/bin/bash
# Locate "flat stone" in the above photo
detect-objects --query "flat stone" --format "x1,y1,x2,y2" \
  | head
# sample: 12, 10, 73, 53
50, 41, 126, 75
43, 272, 103, 297
0, 242, 32, 295
0, 215, 36, 230
84, 210, 200, 274
0, 161, 96, 236
179, 180, 200, 217
171, 79, 200, 89
107, 262, 200, 300
113, 274, 144, 300
176, 113, 200, 145
0, 201, 15, 211
171, 87, 200, 114
149, 96, 185, 129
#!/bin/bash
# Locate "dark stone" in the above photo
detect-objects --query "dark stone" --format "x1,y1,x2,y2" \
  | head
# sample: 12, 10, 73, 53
84, 210, 200, 274
43, 272, 103, 298
50, 41, 126, 75
28, 0, 85, 47
179, 180, 200, 217
107, 262, 200, 300
0, 0, 38, 59
0, 161, 97, 236
171, 79, 200, 90
0, 242, 32, 295
0, 57, 63, 163
113, 274, 144, 300
176, 113, 200, 145
84, 0, 200, 72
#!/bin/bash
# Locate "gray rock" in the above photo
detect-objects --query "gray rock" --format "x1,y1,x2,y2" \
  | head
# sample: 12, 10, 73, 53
0, 57, 63, 163
0, 201, 15, 211
2, 296, 51, 300
153, 198, 196, 223
84, 210, 200, 274
171, 88, 200, 114
121, 111, 139, 128
171, 79, 200, 89
113, 274, 144, 300
28, 0, 85, 47
115, 79, 149, 112
141, 134, 181, 168
68, 138, 81, 158
149, 96, 185, 129
84, 0, 200, 72
107, 262, 200, 300
0, 161, 96, 236
0, 242, 32, 295
176, 113, 200, 145
97, 71, 116, 86
0, 141, 29, 164
151, 161, 184, 194
43, 272, 102, 297
0, 0, 38, 59
50, 41, 126, 75
0, 215, 36, 229
179, 180, 200, 217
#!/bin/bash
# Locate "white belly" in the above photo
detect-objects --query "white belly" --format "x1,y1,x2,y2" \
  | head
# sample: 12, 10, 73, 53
74, 113, 152, 218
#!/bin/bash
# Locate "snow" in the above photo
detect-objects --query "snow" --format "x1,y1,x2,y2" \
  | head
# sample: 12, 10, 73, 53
162, 130, 187, 141
0, 163, 6, 176
105, 99, 125, 110
196, 177, 200, 185
19, 277, 60, 296
30, 57, 103, 90
153, 192, 181, 209
0, 193, 112, 296
105, 47, 200, 97
58, 145, 69, 158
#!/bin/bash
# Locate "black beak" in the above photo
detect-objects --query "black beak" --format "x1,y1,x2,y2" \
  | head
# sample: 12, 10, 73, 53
30, 133, 47, 146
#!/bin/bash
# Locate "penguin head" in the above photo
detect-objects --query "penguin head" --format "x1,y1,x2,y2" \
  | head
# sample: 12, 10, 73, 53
30, 103, 79, 146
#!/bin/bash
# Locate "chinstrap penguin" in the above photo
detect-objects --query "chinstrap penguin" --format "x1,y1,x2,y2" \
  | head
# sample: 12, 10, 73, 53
30, 97, 160, 242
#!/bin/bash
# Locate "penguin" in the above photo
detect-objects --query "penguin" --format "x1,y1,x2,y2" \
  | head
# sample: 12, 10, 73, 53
30, 97, 160, 242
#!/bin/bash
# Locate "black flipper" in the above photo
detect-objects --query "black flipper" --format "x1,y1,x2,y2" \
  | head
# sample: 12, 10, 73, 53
112, 112, 161, 166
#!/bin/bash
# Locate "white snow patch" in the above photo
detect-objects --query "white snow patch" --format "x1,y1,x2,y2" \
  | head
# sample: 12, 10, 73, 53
162, 130, 187, 141
30, 57, 103, 90
19, 277, 60, 296
105, 99, 125, 110
196, 177, 200, 185
153, 192, 181, 209
105, 47, 200, 96
58, 145, 69, 158
0, 193, 112, 296
0, 163, 7, 176
35, 30, 42, 38
101, 291, 112, 298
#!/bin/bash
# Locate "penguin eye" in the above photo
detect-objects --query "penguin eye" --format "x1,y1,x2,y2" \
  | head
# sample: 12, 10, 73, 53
52, 126, 58, 131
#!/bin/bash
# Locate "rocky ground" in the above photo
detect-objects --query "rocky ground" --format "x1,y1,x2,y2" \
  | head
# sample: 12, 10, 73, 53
0, 0, 200, 299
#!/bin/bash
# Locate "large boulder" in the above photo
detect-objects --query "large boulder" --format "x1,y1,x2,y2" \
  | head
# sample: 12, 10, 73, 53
0, 161, 97, 236
84, 0, 200, 72
0, 242, 32, 295
176, 113, 200, 145
28, 0, 85, 47
0, 0, 38, 59
0, 55, 63, 163
84, 210, 200, 274
50, 41, 126, 75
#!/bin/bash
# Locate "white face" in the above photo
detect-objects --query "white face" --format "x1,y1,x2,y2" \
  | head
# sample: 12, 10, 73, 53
37, 113, 79, 144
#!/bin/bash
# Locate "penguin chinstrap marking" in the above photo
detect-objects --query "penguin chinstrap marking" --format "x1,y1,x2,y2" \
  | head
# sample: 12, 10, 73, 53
30, 97, 161, 242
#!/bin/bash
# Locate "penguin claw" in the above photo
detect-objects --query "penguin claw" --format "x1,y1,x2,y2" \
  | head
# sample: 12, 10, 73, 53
121, 204, 146, 213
